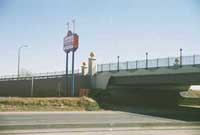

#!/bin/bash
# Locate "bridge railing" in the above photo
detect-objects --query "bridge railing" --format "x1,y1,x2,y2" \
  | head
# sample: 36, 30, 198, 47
97, 55, 200, 72
0, 69, 80, 81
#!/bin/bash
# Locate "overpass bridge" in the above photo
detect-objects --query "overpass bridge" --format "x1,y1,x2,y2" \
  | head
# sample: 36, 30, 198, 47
0, 54, 200, 105
93, 55, 200, 105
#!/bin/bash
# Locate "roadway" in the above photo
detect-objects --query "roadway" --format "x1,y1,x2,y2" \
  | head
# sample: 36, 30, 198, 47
0, 110, 200, 135
1, 127, 200, 135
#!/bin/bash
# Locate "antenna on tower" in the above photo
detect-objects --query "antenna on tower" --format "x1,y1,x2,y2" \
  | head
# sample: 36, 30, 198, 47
66, 22, 70, 32
72, 19, 75, 33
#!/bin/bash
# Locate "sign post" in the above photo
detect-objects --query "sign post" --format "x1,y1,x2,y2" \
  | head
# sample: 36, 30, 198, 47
65, 52, 68, 97
71, 50, 75, 96
63, 21, 79, 97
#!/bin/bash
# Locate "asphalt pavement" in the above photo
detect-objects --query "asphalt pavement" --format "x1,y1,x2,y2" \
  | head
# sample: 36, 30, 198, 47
0, 111, 200, 135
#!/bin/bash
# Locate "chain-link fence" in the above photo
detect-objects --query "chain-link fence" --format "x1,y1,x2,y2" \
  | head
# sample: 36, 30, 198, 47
97, 55, 200, 72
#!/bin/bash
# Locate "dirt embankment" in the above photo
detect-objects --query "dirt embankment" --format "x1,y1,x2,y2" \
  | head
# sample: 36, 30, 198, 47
0, 97, 100, 112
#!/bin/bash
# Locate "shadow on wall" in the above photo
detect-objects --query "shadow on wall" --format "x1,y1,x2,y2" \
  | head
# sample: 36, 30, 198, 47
90, 89, 200, 122
90, 88, 183, 107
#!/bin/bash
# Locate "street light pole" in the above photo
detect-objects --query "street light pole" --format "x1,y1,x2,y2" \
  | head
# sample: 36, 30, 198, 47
17, 45, 28, 78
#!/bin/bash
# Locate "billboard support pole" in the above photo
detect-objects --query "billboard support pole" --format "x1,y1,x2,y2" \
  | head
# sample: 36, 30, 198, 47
65, 52, 69, 97
64, 20, 78, 97
71, 50, 75, 97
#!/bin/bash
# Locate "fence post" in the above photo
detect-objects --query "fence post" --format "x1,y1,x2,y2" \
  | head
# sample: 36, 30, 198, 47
168, 57, 170, 68
157, 58, 159, 68
180, 48, 183, 67
193, 55, 196, 66
117, 56, 120, 72
126, 61, 128, 71
136, 60, 138, 69
101, 64, 103, 72
31, 76, 34, 97
109, 63, 111, 72
145, 52, 148, 69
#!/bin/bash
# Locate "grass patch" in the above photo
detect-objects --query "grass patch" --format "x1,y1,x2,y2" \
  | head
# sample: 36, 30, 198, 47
0, 97, 100, 112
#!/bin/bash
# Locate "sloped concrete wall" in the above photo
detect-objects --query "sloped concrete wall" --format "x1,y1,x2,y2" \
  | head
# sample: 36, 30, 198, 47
92, 73, 111, 89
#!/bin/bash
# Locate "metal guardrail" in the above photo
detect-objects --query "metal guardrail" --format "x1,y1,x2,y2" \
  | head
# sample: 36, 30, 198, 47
0, 69, 80, 81
97, 55, 200, 72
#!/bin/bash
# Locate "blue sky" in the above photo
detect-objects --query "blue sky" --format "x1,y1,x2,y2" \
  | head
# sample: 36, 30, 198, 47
0, 0, 200, 75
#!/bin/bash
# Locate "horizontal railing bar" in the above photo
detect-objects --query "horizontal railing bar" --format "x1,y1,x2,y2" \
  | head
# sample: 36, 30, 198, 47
0, 69, 81, 81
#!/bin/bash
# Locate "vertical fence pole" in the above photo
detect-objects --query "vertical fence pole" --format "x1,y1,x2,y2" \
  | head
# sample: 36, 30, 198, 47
168, 57, 170, 68
157, 58, 159, 68
126, 61, 128, 71
109, 63, 111, 72
101, 64, 103, 72
136, 60, 138, 70
146, 52, 148, 69
193, 55, 196, 66
31, 76, 34, 97
180, 48, 183, 67
117, 56, 120, 72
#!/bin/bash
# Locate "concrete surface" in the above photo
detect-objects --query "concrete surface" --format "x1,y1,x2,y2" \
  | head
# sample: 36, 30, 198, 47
0, 110, 200, 134
1, 127, 200, 135
0, 111, 184, 127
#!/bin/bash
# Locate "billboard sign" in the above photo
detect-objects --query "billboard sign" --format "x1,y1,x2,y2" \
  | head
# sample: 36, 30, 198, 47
63, 31, 79, 52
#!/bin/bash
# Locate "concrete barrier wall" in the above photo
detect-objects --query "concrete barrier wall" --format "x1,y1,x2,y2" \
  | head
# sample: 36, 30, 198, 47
109, 72, 200, 92
0, 75, 91, 97
95, 65, 200, 90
